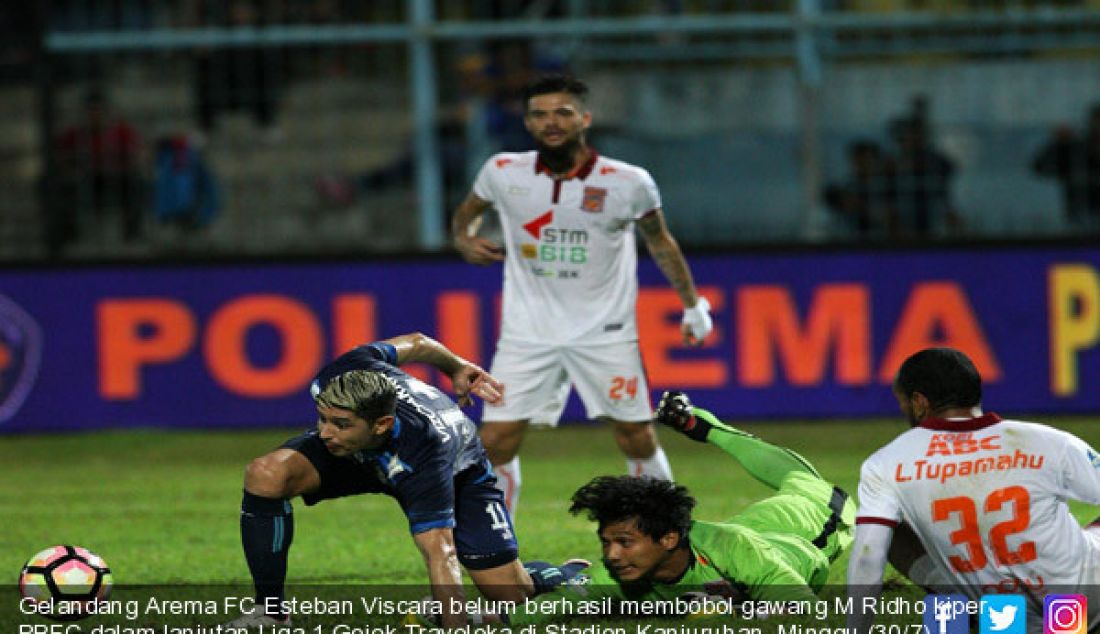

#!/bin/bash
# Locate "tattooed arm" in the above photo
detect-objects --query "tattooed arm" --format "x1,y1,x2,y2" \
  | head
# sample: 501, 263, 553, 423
637, 209, 711, 346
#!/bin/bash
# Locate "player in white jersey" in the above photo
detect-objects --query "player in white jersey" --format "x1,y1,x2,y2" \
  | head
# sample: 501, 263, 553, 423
451, 75, 713, 513
847, 347, 1100, 634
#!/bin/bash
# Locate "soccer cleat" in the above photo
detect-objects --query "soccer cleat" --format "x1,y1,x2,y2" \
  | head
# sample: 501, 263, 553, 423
402, 609, 439, 628
524, 558, 592, 594
656, 391, 710, 442
558, 558, 592, 583
224, 611, 292, 630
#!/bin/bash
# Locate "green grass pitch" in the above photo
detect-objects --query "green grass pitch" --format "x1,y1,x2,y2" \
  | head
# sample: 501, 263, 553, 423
2, 417, 1096, 628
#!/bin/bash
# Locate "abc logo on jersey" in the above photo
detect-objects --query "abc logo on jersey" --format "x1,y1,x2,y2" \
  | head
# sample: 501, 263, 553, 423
1044, 595, 1087, 634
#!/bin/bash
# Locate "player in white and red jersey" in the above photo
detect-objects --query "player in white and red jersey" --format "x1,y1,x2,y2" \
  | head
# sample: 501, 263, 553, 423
847, 347, 1100, 634
451, 75, 712, 513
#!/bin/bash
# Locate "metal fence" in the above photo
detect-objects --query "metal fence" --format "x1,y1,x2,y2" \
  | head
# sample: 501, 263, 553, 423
2, 1, 1099, 261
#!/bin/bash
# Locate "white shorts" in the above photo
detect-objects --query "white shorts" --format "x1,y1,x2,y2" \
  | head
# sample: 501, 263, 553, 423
482, 339, 653, 426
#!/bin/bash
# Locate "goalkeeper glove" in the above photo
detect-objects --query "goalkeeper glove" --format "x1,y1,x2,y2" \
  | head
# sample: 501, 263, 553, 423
656, 391, 711, 442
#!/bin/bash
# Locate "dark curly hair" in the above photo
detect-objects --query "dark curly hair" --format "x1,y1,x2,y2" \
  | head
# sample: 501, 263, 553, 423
894, 347, 982, 412
569, 476, 695, 543
523, 74, 588, 107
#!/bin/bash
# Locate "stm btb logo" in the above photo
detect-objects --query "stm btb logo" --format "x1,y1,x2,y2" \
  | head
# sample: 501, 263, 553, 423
0, 294, 43, 424
521, 210, 589, 264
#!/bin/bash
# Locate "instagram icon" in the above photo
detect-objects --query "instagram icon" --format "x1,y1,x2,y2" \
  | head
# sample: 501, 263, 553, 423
1044, 595, 1087, 634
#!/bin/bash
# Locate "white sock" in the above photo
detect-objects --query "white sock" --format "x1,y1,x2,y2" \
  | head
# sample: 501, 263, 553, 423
907, 554, 953, 592
627, 446, 673, 480
493, 456, 522, 514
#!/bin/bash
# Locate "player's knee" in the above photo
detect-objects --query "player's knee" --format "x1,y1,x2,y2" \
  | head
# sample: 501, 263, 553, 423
610, 421, 658, 458
479, 423, 525, 464
244, 454, 294, 499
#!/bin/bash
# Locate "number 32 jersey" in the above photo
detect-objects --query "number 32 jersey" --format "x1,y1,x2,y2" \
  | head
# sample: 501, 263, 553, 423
856, 414, 1100, 597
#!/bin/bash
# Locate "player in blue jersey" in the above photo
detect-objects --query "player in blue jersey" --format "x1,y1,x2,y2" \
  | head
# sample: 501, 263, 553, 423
229, 332, 583, 629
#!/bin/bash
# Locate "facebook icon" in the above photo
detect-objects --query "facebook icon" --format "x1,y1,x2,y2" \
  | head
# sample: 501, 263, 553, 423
924, 594, 970, 634
981, 595, 1027, 634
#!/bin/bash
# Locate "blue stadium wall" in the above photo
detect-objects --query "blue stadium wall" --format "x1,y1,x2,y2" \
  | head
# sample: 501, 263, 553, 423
1, 245, 1098, 432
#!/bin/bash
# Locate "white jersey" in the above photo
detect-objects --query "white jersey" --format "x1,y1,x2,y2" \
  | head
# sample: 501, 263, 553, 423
473, 150, 660, 345
856, 413, 1100, 601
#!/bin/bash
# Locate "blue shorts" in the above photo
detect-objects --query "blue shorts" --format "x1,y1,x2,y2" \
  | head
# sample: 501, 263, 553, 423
282, 430, 519, 570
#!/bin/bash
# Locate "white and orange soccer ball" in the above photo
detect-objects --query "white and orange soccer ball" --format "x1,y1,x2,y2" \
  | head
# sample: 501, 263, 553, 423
18, 545, 112, 620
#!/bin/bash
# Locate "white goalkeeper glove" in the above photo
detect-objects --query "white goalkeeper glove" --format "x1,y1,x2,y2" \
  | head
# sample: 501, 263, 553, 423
681, 297, 713, 344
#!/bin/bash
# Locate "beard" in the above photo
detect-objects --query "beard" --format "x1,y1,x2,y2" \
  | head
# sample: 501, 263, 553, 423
535, 134, 583, 174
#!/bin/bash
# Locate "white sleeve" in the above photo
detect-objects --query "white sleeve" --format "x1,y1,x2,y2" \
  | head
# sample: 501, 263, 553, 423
855, 455, 903, 525
631, 168, 662, 219
846, 523, 894, 634
472, 158, 498, 205
1057, 431, 1100, 505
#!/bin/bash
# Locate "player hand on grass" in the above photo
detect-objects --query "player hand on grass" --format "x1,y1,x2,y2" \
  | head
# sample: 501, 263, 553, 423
656, 390, 711, 442
452, 363, 504, 407
681, 297, 713, 346
455, 235, 506, 265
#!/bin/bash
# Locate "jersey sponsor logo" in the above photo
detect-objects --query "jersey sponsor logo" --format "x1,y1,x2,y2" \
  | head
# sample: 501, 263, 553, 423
522, 210, 554, 239
599, 166, 616, 175
394, 378, 456, 443
982, 575, 1045, 595
495, 158, 513, 168
0, 294, 43, 425
1087, 448, 1100, 468
581, 186, 608, 213
520, 209, 590, 267
386, 453, 407, 480
895, 449, 1044, 484
926, 432, 1001, 456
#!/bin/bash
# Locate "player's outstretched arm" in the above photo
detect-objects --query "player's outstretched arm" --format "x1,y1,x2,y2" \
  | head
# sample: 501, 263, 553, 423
412, 528, 468, 628
636, 209, 711, 346
383, 332, 503, 406
452, 192, 504, 265
845, 523, 893, 634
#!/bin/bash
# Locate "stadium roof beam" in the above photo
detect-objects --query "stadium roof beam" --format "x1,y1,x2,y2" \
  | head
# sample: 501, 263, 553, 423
44, 10, 1100, 54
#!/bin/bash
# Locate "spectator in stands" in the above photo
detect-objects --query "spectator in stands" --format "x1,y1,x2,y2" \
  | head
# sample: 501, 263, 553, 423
152, 134, 221, 233
888, 102, 962, 238
314, 40, 566, 216
468, 40, 568, 154
193, 0, 283, 134
824, 139, 896, 237
1032, 104, 1100, 233
46, 87, 146, 254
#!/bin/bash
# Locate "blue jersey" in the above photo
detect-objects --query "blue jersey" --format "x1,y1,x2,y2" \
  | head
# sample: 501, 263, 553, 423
310, 342, 490, 535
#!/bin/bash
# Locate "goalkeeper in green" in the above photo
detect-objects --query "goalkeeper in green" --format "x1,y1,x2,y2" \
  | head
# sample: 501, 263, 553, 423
509, 391, 856, 624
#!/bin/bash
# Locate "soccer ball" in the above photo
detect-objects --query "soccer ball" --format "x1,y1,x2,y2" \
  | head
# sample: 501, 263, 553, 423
18, 545, 112, 621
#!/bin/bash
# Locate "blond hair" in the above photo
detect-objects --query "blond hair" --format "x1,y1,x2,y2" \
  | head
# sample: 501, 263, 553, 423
314, 370, 397, 421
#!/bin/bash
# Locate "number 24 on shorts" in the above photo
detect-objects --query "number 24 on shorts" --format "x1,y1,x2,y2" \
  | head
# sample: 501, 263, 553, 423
609, 376, 638, 401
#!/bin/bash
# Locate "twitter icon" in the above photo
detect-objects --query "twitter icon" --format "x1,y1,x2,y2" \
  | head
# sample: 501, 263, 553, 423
981, 595, 1027, 634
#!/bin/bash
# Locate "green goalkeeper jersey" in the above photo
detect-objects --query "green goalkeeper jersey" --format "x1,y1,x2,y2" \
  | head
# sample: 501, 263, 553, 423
510, 422, 854, 626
